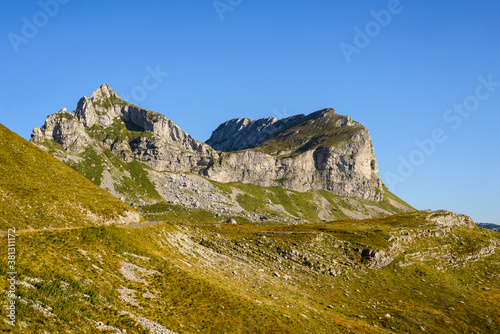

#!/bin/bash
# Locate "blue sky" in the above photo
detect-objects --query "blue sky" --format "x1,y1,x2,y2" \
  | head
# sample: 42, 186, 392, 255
1, 0, 499, 223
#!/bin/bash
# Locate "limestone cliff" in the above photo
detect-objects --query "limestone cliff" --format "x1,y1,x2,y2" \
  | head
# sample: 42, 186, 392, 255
205, 108, 382, 201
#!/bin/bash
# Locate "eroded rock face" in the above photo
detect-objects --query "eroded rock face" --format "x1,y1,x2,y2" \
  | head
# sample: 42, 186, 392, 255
31, 84, 387, 202
203, 146, 381, 201
31, 108, 92, 154
204, 109, 383, 201
73, 97, 98, 128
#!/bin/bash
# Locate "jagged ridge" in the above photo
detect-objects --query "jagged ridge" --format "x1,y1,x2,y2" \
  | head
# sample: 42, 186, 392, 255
30, 84, 413, 222
206, 108, 359, 154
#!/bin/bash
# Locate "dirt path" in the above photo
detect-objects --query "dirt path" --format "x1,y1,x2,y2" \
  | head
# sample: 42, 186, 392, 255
0, 221, 165, 234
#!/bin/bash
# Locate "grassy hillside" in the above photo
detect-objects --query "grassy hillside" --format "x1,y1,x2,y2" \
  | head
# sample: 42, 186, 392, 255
0, 211, 498, 333
0, 124, 143, 230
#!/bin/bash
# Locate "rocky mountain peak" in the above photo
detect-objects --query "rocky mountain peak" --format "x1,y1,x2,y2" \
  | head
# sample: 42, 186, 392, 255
31, 86, 396, 204
32, 84, 213, 164
71, 84, 126, 128
90, 83, 121, 102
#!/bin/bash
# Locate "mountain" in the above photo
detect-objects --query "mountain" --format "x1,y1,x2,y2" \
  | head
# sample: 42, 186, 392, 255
30, 84, 413, 223
0, 123, 142, 230
477, 223, 500, 232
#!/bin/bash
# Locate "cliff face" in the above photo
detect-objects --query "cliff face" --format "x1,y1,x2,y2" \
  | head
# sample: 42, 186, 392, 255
31, 84, 403, 213
205, 108, 382, 201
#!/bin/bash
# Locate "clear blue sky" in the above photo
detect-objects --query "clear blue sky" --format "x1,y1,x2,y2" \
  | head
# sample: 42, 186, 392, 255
1, 0, 499, 223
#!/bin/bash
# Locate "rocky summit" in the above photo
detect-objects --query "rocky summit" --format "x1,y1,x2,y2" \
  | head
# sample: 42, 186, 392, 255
205, 108, 382, 201
30, 84, 413, 223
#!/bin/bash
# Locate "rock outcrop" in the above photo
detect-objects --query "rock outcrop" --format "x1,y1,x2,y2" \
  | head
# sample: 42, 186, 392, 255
426, 210, 475, 228
32, 108, 92, 154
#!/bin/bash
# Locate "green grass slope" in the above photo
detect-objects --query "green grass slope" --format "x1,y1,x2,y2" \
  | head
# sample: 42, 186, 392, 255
0, 211, 497, 333
0, 124, 143, 230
